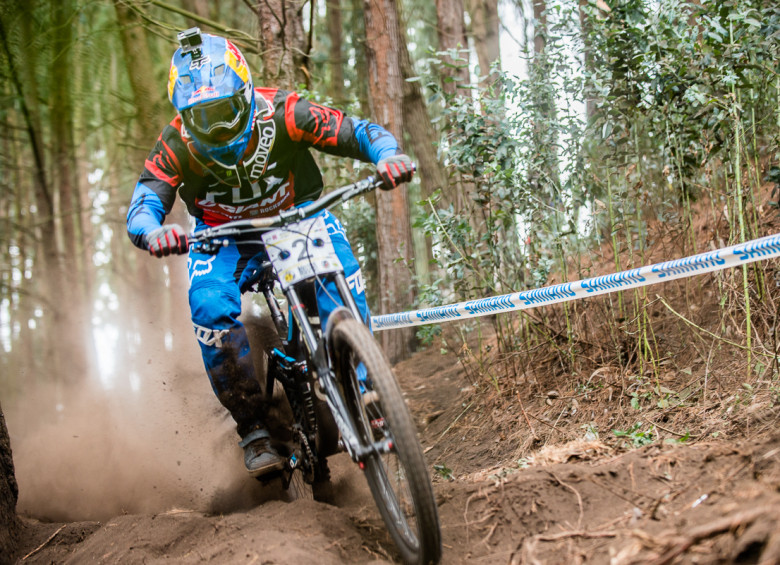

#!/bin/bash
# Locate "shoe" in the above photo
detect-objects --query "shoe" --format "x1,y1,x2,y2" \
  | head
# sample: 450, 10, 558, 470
239, 429, 285, 477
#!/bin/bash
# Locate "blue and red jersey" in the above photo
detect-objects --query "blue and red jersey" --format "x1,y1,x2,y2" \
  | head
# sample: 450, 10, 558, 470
127, 88, 399, 249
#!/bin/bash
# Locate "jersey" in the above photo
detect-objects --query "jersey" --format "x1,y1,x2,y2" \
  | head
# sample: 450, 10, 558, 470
127, 88, 399, 249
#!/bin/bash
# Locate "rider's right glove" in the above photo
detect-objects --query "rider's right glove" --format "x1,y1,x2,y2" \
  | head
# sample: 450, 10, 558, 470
146, 224, 188, 258
376, 154, 414, 190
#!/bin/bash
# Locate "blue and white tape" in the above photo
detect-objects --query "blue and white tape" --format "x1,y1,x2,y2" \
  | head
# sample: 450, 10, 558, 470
371, 232, 780, 331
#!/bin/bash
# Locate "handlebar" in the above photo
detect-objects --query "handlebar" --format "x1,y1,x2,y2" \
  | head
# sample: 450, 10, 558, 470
189, 175, 384, 248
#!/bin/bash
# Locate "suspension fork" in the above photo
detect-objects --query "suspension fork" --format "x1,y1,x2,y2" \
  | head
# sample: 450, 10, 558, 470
333, 273, 363, 323
282, 274, 368, 462
261, 283, 288, 342
284, 273, 361, 359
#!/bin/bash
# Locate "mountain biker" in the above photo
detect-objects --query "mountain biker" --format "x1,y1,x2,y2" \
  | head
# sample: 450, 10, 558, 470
126, 29, 413, 477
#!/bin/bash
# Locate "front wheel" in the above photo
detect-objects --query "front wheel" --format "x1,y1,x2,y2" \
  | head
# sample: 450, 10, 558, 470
331, 319, 441, 565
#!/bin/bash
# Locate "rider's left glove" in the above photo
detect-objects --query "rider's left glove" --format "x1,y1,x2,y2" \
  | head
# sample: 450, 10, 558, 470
238, 254, 266, 293
376, 154, 414, 190
146, 224, 188, 258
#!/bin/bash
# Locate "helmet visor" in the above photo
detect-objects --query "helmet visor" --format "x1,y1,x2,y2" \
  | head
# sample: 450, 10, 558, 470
182, 90, 251, 145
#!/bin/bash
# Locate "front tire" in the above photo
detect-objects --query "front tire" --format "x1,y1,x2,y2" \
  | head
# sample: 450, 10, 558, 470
331, 319, 441, 565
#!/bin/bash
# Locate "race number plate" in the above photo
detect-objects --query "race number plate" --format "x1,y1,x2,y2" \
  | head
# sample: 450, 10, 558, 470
262, 216, 343, 290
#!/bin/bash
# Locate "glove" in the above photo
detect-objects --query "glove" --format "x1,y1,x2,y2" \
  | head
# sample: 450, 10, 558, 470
376, 154, 414, 190
146, 224, 188, 258
238, 254, 267, 293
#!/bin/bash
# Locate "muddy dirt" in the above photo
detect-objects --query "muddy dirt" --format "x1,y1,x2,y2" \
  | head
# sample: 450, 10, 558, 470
9, 323, 780, 565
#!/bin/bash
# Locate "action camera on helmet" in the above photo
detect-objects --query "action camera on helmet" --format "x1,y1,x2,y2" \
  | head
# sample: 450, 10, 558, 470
177, 27, 204, 60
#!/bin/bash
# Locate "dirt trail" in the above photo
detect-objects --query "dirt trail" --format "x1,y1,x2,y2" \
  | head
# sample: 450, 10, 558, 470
11, 338, 780, 564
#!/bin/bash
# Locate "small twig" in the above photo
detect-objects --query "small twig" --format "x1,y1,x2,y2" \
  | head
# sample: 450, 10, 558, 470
438, 401, 474, 441
536, 530, 618, 542
463, 490, 484, 545
21, 525, 66, 561
517, 529, 618, 565
548, 471, 584, 529
657, 295, 773, 358
641, 417, 700, 439
585, 476, 649, 506
545, 406, 568, 447
527, 412, 572, 438
703, 339, 715, 401
361, 542, 391, 561
516, 391, 538, 439
480, 520, 499, 547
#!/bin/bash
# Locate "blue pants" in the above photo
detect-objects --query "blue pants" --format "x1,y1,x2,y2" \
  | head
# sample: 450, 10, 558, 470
187, 211, 369, 438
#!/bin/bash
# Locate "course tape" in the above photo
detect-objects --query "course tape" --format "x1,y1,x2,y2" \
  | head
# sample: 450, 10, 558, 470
371, 232, 780, 331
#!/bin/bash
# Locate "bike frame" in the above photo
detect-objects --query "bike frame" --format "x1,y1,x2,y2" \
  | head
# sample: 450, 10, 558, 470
275, 273, 385, 463
190, 176, 389, 464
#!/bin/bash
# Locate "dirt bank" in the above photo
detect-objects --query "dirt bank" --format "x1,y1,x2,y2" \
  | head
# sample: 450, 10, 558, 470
10, 331, 780, 564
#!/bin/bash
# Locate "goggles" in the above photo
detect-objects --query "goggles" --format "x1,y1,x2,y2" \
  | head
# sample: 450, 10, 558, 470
182, 88, 251, 145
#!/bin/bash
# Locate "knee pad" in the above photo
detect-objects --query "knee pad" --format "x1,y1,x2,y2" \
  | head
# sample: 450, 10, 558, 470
189, 284, 241, 330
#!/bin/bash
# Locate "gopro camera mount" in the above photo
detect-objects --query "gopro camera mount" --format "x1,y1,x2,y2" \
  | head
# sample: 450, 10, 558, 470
177, 27, 204, 62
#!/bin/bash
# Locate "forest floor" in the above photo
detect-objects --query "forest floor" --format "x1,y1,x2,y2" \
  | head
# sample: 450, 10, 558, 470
10, 323, 780, 565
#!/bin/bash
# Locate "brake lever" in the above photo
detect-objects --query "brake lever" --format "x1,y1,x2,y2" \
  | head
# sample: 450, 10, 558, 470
189, 239, 230, 255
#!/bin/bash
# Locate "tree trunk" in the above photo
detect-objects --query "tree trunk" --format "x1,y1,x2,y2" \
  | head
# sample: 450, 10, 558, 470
0, 401, 21, 563
51, 0, 91, 383
326, 0, 346, 107
396, 6, 448, 288
349, 0, 370, 115
466, 0, 500, 85
256, 0, 309, 90
397, 14, 447, 203
530, 0, 560, 189
435, 0, 470, 97
363, 0, 415, 363
182, 0, 213, 29
435, 0, 475, 216
113, 0, 167, 150
113, 1, 191, 349
2, 1, 65, 379
579, 0, 596, 120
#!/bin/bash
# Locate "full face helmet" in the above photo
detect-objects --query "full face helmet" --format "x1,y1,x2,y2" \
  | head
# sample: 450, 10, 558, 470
168, 28, 255, 166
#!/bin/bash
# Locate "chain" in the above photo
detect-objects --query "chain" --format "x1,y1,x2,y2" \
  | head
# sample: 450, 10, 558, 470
297, 427, 314, 480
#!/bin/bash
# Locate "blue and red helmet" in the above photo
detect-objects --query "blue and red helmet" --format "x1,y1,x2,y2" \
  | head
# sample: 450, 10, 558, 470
168, 29, 256, 166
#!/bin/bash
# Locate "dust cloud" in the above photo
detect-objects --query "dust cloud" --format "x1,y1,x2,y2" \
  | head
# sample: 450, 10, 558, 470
6, 324, 275, 523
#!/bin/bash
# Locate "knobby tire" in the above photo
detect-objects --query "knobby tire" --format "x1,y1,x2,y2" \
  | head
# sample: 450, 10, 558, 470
332, 319, 441, 565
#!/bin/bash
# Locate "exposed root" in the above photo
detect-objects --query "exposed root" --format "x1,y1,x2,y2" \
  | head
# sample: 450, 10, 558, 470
21, 525, 66, 561
648, 506, 780, 565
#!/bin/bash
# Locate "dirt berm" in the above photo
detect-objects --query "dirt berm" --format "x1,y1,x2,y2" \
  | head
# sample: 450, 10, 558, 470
11, 333, 780, 564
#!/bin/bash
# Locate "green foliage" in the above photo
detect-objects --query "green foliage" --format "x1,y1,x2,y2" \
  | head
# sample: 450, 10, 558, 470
433, 463, 453, 481
664, 430, 691, 445
412, 0, 780, 393
613, 422, 655, 447
416, 323, 442, 347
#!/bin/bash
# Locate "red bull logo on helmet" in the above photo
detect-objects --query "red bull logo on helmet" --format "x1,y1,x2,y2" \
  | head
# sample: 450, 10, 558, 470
188, 85, 219, 105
